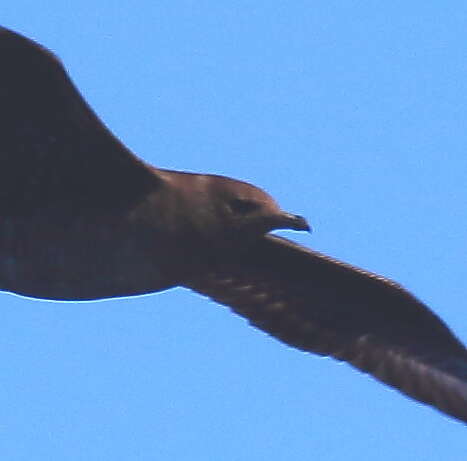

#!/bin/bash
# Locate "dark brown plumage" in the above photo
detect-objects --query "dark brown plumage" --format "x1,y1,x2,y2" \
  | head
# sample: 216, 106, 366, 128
1, 26, 466, 424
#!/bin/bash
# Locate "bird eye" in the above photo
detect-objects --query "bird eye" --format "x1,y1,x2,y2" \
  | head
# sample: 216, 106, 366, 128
229, 198, 260, 214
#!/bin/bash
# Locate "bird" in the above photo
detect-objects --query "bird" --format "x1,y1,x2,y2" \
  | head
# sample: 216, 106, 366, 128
0, 26, 466, 425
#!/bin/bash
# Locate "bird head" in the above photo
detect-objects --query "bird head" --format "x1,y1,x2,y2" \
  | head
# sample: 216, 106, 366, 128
152, 170, 310, 242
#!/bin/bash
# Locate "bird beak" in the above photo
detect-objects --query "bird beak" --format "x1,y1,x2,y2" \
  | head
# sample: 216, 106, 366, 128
272, 212, 311, 233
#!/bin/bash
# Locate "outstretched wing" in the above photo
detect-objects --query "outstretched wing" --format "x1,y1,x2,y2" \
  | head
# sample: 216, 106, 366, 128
185, 235, 467, 424
0, 27, 159, 217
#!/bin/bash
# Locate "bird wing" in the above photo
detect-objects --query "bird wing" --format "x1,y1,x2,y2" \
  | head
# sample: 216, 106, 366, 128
0, 27, 160, 217
184, 234, 467, 424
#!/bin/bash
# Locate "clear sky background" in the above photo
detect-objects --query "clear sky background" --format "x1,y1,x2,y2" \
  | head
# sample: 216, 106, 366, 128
2, 2, 467, 460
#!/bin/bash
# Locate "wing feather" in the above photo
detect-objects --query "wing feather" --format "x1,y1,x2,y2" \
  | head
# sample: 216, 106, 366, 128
184, 235, 467, 424
0, 27, 159, 216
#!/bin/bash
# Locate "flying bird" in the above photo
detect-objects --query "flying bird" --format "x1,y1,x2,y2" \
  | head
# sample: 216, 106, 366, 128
0, 26, 466, 425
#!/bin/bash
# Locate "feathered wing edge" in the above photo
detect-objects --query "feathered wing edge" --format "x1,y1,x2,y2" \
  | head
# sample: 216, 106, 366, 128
183, 235, 467, 424
0, 26, 161, 216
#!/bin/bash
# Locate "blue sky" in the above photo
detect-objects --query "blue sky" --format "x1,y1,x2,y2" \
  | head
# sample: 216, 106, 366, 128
2, 2, 467, 459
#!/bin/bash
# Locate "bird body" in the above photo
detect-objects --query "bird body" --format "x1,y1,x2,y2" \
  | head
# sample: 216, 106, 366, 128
0, 26, 466, 424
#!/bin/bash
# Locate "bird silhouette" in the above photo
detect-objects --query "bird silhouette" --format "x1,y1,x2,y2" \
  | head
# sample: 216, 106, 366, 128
0, 26, 466, 424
